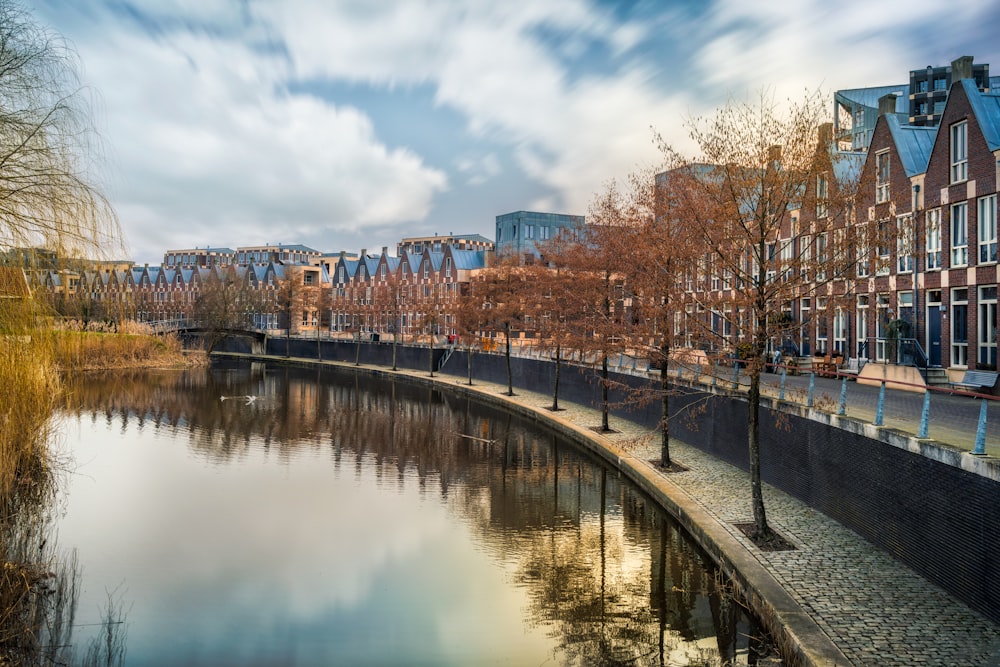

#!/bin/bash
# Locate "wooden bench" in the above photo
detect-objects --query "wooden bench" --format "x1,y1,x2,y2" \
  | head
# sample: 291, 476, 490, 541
813, 355, 843, 378
952, 369, 1000, 392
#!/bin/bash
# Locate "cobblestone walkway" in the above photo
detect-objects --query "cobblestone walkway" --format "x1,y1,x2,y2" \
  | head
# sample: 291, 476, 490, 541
452, 376, 1000, 667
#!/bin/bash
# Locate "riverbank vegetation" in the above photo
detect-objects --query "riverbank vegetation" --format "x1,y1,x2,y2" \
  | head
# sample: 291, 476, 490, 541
47, 323, 206, 372
0, 0, 127, 661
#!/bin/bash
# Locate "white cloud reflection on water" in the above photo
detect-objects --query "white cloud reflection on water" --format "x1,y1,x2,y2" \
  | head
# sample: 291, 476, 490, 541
55, 414, 556, 666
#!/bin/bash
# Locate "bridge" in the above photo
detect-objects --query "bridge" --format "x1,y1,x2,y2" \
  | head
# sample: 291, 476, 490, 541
147, 319, 269, 354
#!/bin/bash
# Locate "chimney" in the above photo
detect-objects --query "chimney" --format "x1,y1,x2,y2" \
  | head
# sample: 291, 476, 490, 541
339, 250, 345, 259
952, 55, 974, 81
360, 248, 367, 257
818, 122, 833, 146
878, 93, 897, 117
381, 246, 387, 256
767, 145, 781, 169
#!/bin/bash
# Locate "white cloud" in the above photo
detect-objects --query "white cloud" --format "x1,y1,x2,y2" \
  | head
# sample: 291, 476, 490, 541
55, 2, 449, 260
26, 0, 1000, 262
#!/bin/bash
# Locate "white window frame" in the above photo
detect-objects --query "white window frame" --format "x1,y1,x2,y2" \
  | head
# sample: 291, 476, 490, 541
952, 287, 969, 367
816, 173, 828, 218
896, 215, 913, 274
875, 151, 890, 204
951, 121, 968, 183
979, 285, 998, 369
926, 208, 941, 270
951, 202, 968, 267
979, 195, 997, 264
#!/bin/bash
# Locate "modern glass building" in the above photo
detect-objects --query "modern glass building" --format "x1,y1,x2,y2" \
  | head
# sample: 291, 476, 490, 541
495, 211, 584, 260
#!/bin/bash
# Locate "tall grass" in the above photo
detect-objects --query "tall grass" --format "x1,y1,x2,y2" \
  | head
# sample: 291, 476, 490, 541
49, 328, 193, 371
0, 297, 71, 664
0, 303, 59, 518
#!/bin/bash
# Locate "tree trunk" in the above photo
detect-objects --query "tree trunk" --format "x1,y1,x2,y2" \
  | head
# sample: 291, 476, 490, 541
504, 323, 513, 396
355, 331, 361, 366
601, 353, 610, 431
392, 330, 397, 371
748, 354, 770, 540
660, 345, 671, 467
552, 344, 561, 411
429, 330, 435, 377
467, 341, 473, 385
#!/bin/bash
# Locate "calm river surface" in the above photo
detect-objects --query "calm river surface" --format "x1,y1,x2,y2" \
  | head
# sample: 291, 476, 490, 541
51, 362, 770, 666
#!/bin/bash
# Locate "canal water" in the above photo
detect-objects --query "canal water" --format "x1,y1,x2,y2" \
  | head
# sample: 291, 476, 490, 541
49, 362, 774, 666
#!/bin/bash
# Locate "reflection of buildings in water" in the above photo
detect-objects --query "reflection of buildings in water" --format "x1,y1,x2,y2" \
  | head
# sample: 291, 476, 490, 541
61, 363, 760, 666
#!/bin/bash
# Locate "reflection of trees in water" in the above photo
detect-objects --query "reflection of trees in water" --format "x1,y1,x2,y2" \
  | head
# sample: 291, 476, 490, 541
61, 363, 773, 666
0, 480, 78, 666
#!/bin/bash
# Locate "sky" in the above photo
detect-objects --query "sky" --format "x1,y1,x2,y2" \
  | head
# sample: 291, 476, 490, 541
23, 0, 1000, 265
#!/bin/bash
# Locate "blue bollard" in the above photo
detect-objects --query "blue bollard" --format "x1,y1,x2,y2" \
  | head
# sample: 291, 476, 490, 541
807, 372, 815, 408
676, 363, 683, 380
779, 366, 786, 401
875, 381, 886, 426
732, 363, 739, 389
973, 399, 988, 455
838, 376, 847, 416
918, 390, 931, 439
712, 362, 718, 387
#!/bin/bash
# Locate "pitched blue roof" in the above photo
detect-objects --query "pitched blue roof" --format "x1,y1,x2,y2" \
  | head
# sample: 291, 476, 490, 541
450, 249, 487, 270
884, 116, 935, 177
963, 78, 1000, 152
427, 251, 444, 271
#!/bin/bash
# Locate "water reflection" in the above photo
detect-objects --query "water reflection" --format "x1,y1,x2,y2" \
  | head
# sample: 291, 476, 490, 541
56, 363, 777, 666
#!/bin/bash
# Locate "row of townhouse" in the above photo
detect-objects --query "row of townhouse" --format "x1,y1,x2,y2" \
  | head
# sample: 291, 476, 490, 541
676, 57, 1000, 374
32, 242, 494, 339
327, 245, 493, 339
34, 261, 304, 330
845, 62, 999, 372
660, 56, 1000, 378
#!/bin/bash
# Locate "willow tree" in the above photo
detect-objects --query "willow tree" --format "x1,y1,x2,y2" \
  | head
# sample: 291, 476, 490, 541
658, 91, 867, 542
0, 1, 119, 261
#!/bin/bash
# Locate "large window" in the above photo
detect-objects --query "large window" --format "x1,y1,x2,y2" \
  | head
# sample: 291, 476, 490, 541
833, 308, 848, 355
876, 220, 890, 276
952, 287, 969, 367
856, 295, 869, 358
979, 195, 998, 264
951, 202, 968, 267
896, 215, 913, 273
876, 151, 890, 203
816, 173, 828, 218
926, 208, 941, 270
951, 121, 968, 183
979, 285, 998, 369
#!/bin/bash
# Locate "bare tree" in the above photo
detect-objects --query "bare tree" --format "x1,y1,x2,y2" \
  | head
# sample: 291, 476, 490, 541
191, 268, 251, 352
658, 91, 867, 542
471, 255, 526, 396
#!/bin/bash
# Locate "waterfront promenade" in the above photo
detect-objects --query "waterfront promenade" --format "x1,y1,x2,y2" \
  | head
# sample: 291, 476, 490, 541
433, 370, 1000, 667
219, 350, 1000, 666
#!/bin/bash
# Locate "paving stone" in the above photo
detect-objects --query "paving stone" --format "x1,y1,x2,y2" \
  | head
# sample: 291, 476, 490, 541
454, 375, 1000, 667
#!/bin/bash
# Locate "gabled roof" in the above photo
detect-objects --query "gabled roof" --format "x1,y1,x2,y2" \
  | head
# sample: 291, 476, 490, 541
831, 149, 868, 184
962, 78, 1000, 152
427, 251, 444, 271
884, 116, 935, 177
